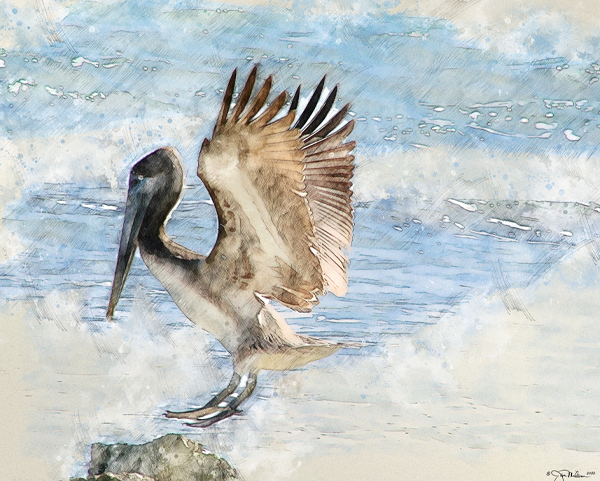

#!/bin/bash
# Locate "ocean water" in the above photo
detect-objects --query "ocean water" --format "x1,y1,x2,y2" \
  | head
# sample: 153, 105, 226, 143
2, 182, 595, 344
3, 2, 600, 162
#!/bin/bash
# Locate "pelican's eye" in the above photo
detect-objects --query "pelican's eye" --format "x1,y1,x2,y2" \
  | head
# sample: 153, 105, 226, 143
130, 174, 145, 187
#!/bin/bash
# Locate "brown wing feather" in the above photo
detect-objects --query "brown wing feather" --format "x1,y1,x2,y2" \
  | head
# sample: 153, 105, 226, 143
197, 68, 355, 311
302, 111, 355, 296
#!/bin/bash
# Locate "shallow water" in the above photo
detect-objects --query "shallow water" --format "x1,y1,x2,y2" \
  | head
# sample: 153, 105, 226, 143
3, 3, 600, 165
3, 183, 595, 343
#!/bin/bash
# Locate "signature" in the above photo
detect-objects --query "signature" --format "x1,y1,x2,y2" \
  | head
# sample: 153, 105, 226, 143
548, 470, 595, 481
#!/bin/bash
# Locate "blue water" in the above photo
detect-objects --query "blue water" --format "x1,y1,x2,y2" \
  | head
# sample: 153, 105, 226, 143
2, 2, 600, 160
2, 182, 595, 351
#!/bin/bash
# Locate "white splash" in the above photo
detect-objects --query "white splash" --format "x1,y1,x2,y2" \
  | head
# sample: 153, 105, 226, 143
487, 218, 532, 231
45, 86, 63, 97
8, 79, 35, 96
563, 130, 580, 141
544, 100, 574, 107
422, 118, 454, 127
71, 56, 100, 68
446, 199, 477, 212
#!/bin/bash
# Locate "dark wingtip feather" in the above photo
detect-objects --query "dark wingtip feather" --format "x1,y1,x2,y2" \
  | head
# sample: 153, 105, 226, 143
302, 85, 338, 136
294, 75, 326, 130
305, 103, 351, 142
289, 86, 301, 113
316, 75, 326, 90
215, 68, 237, 128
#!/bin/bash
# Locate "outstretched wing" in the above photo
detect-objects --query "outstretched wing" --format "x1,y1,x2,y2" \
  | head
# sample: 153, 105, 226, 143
197, 67, 355, 312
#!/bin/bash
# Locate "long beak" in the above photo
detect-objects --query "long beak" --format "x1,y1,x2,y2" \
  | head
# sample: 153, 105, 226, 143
107, 182, 152, 320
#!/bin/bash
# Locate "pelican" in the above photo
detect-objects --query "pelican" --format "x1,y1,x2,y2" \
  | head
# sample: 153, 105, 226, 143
107, 66, 356, 427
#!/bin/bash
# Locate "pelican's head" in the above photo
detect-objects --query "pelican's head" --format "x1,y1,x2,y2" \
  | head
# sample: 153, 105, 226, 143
107, 147, 184, 320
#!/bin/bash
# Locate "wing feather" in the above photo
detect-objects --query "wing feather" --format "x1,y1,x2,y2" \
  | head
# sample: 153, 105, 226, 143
229, 65, 257, 123
198, 68, 355, 310
305, 104, 352, 141
215, 69, 236, 129
251, 92, 288, 127
302, 86, 338, 136
303, 122, 355, 155
240, 75, 272, 124
305, 142, 356, 161
294, 76, 326, 129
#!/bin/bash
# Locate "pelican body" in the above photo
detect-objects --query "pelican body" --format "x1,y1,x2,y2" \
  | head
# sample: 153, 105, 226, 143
108, 67, 356, 426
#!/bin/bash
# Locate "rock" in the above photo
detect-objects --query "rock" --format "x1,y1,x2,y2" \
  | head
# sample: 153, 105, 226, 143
74, 434, 239, 481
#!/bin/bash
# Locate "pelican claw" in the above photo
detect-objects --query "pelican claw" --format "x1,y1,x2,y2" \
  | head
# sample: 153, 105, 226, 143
165, 372, 257, 427
165, 406, 220, 420
184, 408, 242, 428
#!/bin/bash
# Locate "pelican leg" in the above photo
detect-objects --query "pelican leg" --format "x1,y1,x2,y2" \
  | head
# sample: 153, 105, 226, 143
185, 372, 258, 428
165, 373, 241, 420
